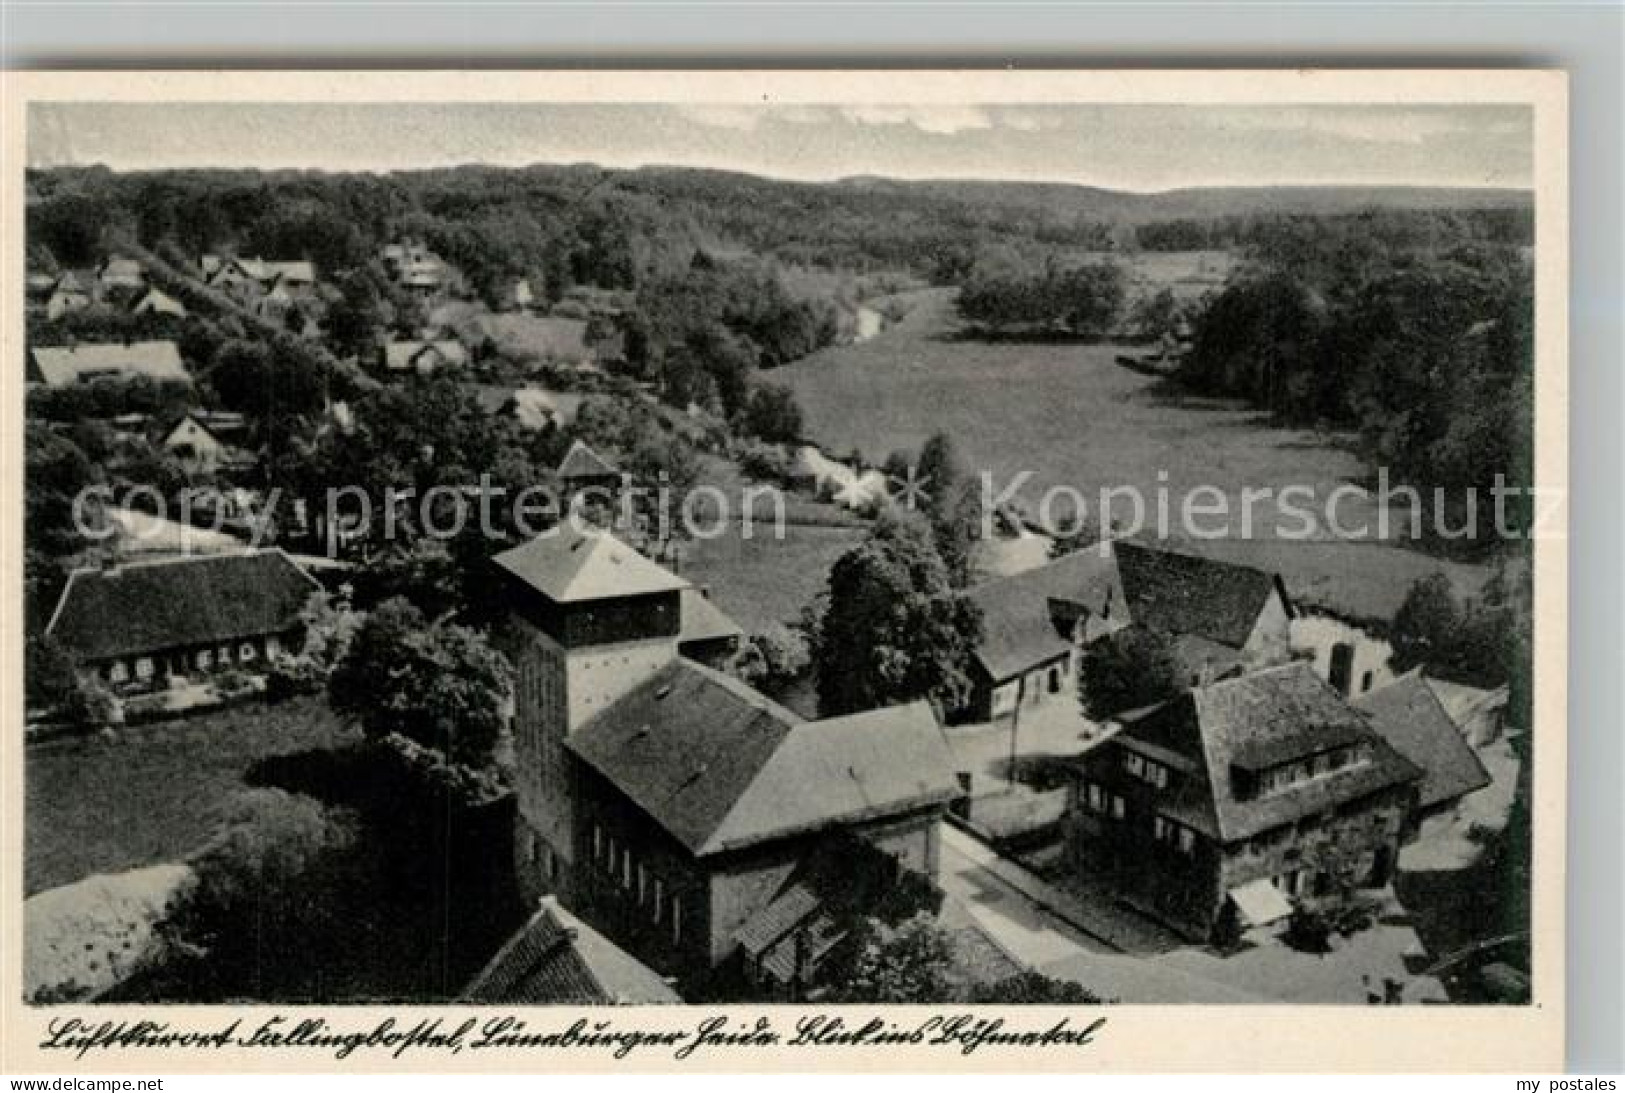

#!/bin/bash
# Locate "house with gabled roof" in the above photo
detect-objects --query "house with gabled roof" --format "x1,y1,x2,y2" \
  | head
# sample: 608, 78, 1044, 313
381, 337, 469, 374
462, 895, 680, 1004
28, 340, 191, 388
555, 439, 622, 495
96, 255, 145, 295
130, 287, 187, 320
41, 272, 93, 321
44, 549, 320, 693
960, 537, 1293, 723
1065, 662, 1421, 943
161, 411, 255, 474
1354, 669, 1492, 821
494, 526, 960, 994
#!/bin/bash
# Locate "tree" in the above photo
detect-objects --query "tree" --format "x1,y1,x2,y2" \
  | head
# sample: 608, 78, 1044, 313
913, 431, 981, 588
1129, 287, 1183, 344
821, 913, 956, 1004
1077, 626, 1182, 719
329, 597, 512, 769
740, 382, 805, 444
166, 788, 362, 995
815, 510, 982, 716
1390, 574, 1462, 675
735, 623, 810, 699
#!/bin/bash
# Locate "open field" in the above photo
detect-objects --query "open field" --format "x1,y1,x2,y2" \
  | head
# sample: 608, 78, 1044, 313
25, 697, 358, 896
776, 285, 1492, 612
680, 522, 867, 635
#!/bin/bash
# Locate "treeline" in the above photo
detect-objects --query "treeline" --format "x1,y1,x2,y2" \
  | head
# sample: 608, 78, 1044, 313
27, 165, 1534, 297
957, 255, 1127, 337
1178, 227, 1533, 536
1134, 206, 1532, 253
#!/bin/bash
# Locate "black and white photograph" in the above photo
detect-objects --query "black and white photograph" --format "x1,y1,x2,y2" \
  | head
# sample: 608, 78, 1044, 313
4, 69, 1569, 1070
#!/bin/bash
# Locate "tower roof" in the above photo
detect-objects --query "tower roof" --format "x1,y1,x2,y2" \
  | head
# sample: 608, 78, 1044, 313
494, 526, 689, 604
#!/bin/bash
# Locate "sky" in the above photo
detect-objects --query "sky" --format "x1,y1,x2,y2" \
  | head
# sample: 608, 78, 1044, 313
28, 102, 1533, 191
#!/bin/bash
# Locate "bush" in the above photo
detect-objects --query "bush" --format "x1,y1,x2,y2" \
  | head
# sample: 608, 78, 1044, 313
1283, 907, 1335, 954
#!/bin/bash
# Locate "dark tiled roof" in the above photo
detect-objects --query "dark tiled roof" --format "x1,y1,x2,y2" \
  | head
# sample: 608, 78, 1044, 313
568, 661, 959, 857
1355, 671, 1492, 810
1112, 663, 1422, 844
967, 546, 1122, 682
461, 896, 679, 1004
1113, 539, 1283, 649
967, 539, 1284, 683
46, 550, 319, 663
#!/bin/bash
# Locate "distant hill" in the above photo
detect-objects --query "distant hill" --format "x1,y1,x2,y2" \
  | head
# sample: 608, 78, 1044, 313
829, 175, 1532, 223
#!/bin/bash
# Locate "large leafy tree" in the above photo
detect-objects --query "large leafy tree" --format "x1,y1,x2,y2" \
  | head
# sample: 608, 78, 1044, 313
1077, 625, 1183, 719
815, 510, 982, 717
913, 431, 982, 588
329, 597, 512, 769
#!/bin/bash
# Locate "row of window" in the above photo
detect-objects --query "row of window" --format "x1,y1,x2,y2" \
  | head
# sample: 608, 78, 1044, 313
104, 639, 265, 684
591, 823, 682, 946
1123, 751, 1172, 789
1255, 743, 1373, 796
1083, 781, 1198, 855
1081, 783, 1127, 820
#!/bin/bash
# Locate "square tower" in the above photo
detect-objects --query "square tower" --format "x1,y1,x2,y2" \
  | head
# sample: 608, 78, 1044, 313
494, 527, 687, 903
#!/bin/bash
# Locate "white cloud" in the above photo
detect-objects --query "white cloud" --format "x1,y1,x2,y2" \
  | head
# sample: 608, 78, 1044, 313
838, 104, 994, 135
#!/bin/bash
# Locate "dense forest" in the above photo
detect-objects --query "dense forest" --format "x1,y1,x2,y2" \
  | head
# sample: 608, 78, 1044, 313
1176, 220, 1534, 540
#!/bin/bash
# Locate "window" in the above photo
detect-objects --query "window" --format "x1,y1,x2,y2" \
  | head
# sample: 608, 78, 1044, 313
1085, 784, 1107, 814
1178, 827, 1196, 854
1360, 670, 1374, 694
1328, 642, 1355, 695
219, 645, 232, 664
1125, 753, 1144, 777
592, 825, 603, 862
1153, 816, 1173, 842
135, 657, 154, 680
670, 895, 682, 944
239, 642, 258, 663
621, 846, 633, 889
653, 879, 665, 923
196, 649, 213, 670
1110, 795, 1126, 820
109, 661, 129, 684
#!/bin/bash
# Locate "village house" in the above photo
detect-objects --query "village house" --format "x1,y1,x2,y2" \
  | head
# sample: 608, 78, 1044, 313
201, 256, 318, 306
44, 549, 320, 693
462, 895, 680, 1004
27, 340, 191, 388
96, 255, 146, 296
494, 527, 960, 994
1065, 662, 1422, 943
1354, 670, 1493, 824
555, 439, 623, 497
40, 272, 93, 321
381, 337, 470, 374
468, 384, 584, 432
381, 241, 447, 298
960, 538, 1294, 723
676, 587, 745, 668
161, 411, 254, 474
130, 286, 188, 320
